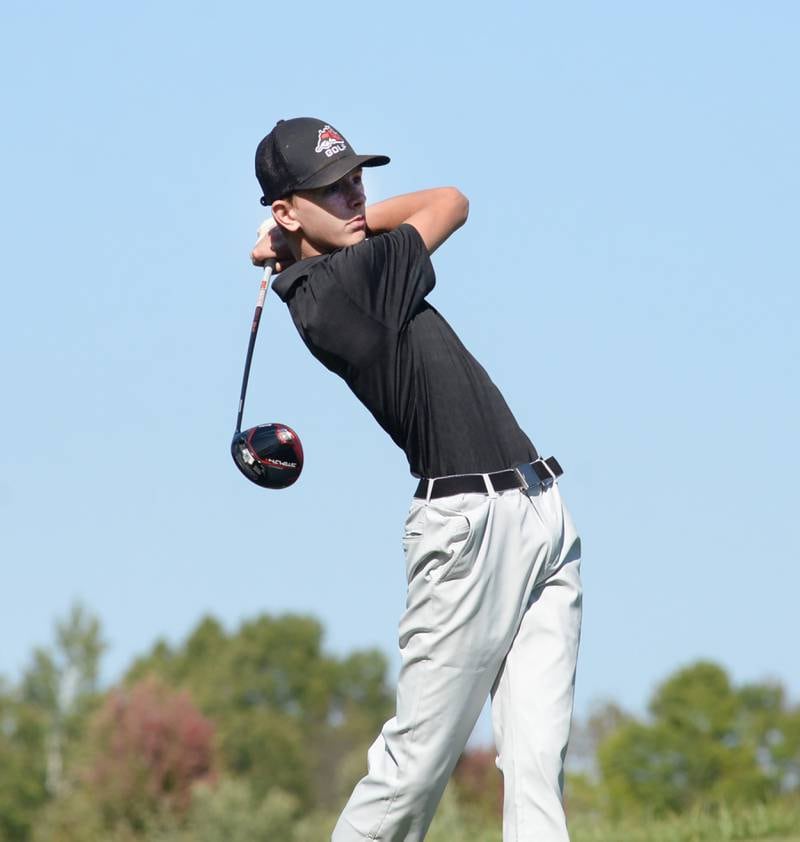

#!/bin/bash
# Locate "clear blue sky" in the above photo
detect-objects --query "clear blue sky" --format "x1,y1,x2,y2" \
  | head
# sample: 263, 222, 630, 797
1, 2, 798, 736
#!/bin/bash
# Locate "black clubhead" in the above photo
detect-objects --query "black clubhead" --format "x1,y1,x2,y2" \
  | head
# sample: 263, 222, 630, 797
231, 423, 304, 489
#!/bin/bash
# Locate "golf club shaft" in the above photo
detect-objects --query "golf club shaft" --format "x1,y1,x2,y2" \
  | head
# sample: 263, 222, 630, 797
235, 259, 276, 435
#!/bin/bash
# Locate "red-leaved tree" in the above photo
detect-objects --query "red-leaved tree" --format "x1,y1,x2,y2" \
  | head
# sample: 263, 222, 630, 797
453, 748, 503, 818
88, 676, 216, 827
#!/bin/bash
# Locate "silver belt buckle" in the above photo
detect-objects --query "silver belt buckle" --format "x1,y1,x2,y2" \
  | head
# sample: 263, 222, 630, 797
514, 462, 536, 491
515, 460, 555, 492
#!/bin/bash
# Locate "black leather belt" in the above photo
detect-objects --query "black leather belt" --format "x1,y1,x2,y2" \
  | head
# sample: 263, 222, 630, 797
414, 456, 563, 500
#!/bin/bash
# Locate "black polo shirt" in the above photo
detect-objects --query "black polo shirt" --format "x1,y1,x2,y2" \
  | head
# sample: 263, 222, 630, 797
272, 224, 537, 478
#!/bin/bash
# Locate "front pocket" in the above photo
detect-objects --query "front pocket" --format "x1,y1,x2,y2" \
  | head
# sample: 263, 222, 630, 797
421, 505, 473, 584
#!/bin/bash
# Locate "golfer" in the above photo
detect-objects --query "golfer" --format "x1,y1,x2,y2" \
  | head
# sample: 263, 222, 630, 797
251, 117, 582, 842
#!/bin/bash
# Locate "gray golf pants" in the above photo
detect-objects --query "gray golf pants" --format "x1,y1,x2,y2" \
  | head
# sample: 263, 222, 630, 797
332, 479, 582, 842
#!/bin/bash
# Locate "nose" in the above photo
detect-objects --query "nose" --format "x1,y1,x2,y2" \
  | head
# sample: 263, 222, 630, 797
347, 177, 365, 208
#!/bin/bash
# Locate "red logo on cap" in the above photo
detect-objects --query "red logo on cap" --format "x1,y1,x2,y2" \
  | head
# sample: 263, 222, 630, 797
315, 125, 347, 158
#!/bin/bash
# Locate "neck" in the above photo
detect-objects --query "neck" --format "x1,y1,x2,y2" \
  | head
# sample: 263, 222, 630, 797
287, 231, 325, 262
299, 241, 325, 260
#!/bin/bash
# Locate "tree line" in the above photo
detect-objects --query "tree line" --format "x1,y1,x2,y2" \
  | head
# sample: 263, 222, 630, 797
0, 604, 798, 841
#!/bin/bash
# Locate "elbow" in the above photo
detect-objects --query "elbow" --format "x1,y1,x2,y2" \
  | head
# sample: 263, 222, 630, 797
446, 187, 469, 228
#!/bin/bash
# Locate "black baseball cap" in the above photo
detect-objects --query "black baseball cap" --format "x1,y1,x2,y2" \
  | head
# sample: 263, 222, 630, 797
255, 117, 390, 206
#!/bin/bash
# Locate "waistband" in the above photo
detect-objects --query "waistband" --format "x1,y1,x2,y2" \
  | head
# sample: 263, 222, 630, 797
414, 456, 563, 501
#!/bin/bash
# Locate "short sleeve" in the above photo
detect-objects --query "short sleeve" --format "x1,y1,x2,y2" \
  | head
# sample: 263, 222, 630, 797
322, 224, 436, 328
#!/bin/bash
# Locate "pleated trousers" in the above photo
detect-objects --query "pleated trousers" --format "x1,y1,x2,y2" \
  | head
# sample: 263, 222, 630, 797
332, 479, 582, 842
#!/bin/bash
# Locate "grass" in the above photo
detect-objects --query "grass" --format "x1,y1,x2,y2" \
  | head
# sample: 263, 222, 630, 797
419, 791, 800, 842
569, 800, 800, 842
125, 791, 800, 842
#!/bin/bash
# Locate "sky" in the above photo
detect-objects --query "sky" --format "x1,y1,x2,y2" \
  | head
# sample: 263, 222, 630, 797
1, 1, 798, 742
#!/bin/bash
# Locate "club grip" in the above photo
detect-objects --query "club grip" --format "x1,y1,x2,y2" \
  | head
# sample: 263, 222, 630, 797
256, 259, 277, 308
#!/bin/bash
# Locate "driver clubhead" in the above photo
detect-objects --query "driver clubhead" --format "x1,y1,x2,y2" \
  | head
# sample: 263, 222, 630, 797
231, 423, 304, 489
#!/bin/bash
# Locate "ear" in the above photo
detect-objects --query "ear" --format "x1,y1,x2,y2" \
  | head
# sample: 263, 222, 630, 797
271, 197, 300, 233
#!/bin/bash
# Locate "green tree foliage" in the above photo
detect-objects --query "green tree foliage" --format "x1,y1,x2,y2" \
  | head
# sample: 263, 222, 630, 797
597, 661, 798, 817
146, 779, 300, 842
0, 602, 104, 841
774, 706, 800, 790
30, 787, 106, 842
20, 602, 105, 797
125, 613, 394, 810
736, 681, 800, 793
565, 700, 634, 816
0, 681, 48, 842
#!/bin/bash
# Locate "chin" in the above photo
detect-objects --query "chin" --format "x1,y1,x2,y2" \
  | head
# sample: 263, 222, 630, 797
342, 230, 367, 247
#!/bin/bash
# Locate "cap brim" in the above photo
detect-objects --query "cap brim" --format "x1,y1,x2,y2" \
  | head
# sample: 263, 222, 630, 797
295, 154, 390, 192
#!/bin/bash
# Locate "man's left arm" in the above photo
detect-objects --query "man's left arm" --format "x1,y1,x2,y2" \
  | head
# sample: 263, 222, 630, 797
366, 187, 468, 254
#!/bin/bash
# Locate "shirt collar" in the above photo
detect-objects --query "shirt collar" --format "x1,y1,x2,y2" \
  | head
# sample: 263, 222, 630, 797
271, 255, 327, 301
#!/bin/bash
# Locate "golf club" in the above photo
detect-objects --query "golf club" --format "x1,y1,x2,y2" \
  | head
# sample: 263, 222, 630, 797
230, 258, 304, 489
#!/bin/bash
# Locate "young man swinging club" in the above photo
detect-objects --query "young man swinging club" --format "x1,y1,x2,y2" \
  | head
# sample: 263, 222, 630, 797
250, 117, 582, 842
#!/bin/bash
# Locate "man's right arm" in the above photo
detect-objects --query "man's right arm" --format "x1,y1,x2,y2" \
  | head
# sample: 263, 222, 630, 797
366, 187, 469, 254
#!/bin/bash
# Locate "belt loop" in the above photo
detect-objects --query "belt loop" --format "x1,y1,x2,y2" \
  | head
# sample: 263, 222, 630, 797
482, 473, 497, 498
425, 479, 433, 504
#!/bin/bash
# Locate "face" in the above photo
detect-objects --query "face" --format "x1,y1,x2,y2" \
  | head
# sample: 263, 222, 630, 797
282, 168, 367, 257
